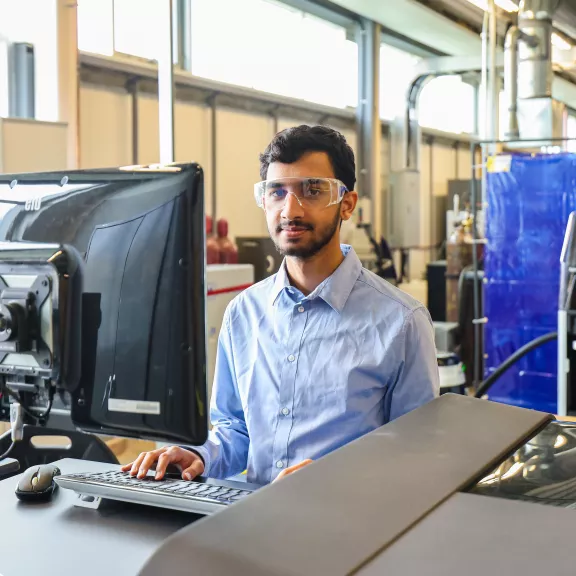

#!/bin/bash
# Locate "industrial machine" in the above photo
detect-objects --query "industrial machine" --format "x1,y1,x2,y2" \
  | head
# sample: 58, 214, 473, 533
236, 237, 280, 283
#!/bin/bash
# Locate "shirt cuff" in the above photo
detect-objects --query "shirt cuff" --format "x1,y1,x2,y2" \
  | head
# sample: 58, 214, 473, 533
184, 444, 212, 477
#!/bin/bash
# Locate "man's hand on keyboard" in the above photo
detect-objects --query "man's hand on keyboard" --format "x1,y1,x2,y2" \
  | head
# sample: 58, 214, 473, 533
273, 459, 313, 482
120, 446, 205, 481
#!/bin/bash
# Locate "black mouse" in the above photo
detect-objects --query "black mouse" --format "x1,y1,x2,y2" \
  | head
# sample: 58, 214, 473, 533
15, 463, 61, 502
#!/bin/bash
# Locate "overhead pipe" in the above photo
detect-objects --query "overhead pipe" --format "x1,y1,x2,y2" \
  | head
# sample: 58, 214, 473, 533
398, 53, 505, 172
487, 0, 498, 144
504, 26, 520, 140
480, 10, 489, 140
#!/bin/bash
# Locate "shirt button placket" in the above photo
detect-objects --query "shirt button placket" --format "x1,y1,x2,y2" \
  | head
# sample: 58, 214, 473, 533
272, 301, 308, 478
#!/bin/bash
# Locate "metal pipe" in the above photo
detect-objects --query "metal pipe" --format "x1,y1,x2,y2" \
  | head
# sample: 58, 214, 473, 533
471, 142, 481, 389
405, 76, 428, 170
429, 140, 434, 263
128, 78, 139, 164
177, 0, 191, 71
355, 18, 381, 237
400, 54, 505, 172
158, 0, 175, 164
210, 95, 217, 226
504, 26, 520, 140
488, 0, 497, 145
480, 11, 489, 140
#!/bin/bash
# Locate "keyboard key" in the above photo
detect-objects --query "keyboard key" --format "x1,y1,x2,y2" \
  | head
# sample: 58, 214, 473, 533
182, 485, 206, 493
200, 486, 220, 494
190, 485, 210, 493
209, 491, 229, 499
228, 495, 245, 502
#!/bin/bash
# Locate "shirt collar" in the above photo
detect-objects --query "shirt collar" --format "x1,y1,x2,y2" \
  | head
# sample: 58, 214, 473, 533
269, 244, 362, 313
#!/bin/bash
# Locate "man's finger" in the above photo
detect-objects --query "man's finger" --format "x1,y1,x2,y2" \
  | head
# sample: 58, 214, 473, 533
137, 452, 161, 479
154, 452, 174, 480
128, 452, 148, 477
182, 458, 204, 481
120, 462, 134, 472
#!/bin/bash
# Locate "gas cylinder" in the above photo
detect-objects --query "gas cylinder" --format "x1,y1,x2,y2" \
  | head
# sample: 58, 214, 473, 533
206, 215, 220, 265
446, 217, 474, 323
216, 218, 238, 264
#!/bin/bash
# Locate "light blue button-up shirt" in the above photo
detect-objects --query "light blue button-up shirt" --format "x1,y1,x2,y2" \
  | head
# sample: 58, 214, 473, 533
193, 245, 439, 485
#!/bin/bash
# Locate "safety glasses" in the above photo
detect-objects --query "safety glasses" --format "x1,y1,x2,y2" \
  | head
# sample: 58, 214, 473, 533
254, 177, 348, 211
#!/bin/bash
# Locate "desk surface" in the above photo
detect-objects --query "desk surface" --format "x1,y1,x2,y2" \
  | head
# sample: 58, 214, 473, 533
0, 458, 197, 576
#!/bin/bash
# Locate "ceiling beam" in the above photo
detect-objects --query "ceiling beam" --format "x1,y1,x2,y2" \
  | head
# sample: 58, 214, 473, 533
328, 0, 482, 55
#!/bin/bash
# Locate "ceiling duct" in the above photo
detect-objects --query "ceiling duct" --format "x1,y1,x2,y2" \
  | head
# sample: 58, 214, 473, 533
517, 0, 559, 99
553, 0, 576, 42
504, 0, 564, 139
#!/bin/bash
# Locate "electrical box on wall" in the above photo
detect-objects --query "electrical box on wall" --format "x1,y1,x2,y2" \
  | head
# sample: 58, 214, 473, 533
389, 170, 422, 248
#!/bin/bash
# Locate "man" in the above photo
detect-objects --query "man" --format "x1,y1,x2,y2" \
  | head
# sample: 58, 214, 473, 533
122, 125, 439, 485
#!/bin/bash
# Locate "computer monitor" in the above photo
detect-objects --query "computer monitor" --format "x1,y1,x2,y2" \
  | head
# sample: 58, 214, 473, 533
0, 163, 208, 446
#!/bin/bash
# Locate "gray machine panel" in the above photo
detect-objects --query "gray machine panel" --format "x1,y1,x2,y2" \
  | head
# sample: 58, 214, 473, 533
357, 492, 575, 576
139, 395, 551, 576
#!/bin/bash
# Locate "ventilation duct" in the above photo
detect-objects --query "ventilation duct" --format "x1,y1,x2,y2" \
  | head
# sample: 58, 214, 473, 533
504, 0, 566, 141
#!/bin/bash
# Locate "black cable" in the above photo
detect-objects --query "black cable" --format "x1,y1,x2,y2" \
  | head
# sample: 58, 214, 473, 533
474, 332, 558, 398
0, 383, 56, 424
0, 441, 15, 461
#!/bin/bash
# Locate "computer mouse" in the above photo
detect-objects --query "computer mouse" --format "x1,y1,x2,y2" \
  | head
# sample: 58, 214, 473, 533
15, 463, 61, 502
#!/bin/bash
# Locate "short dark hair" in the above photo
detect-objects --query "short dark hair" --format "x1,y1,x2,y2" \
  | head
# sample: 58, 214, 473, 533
259, 125, 356, 191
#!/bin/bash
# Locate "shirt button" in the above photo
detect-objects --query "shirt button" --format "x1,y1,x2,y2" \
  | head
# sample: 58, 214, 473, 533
281, 407, 290, 416
276, 460, 285, 469
298, 306, 305, 313
288, 354, 295, 362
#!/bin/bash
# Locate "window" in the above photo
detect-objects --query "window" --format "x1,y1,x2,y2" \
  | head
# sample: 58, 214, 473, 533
77, 0, 114, 56
190, 0, 357, 109
419, 75, 475, 134
78, 0, 177, 62
380, 43, 421, 121
114, 0, 178, 62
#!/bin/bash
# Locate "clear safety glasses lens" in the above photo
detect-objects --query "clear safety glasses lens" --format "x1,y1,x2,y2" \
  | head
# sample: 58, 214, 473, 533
253, 177, 347, 210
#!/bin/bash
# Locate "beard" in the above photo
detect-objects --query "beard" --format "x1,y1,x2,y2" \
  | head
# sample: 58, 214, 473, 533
270, 208, 341, 260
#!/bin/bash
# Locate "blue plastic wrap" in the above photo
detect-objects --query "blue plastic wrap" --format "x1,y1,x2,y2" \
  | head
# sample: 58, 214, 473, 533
484, 152, 576, 413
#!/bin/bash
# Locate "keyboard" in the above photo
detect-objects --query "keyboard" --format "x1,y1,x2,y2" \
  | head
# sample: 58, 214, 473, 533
55, 469, 260, 515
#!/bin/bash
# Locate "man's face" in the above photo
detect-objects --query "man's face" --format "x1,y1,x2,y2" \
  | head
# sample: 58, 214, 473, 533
264, 151, 355, 260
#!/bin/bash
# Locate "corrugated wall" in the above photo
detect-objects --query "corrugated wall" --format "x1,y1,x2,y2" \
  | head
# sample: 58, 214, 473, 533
79, 82, 471, 263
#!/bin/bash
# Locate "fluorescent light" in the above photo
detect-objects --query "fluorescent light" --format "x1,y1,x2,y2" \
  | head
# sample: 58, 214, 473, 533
552, 32, 572, 51
464, 0, 519, 12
